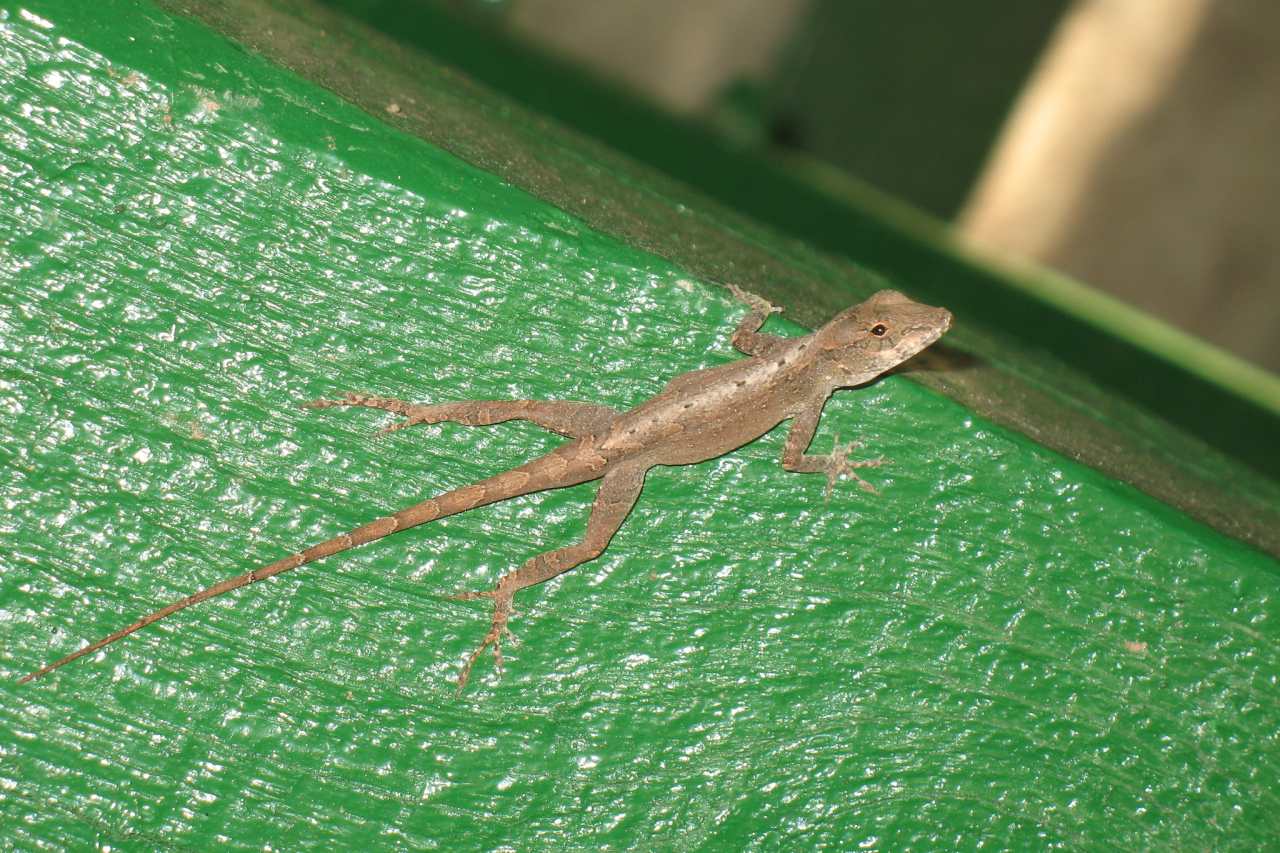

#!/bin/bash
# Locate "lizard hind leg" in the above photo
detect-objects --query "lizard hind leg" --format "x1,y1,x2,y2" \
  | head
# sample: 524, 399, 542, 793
453, 464, 647, 692
303, 393, 619, 439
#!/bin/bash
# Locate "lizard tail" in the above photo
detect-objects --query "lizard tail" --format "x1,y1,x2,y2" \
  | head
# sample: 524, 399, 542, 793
19, 440, 606, 684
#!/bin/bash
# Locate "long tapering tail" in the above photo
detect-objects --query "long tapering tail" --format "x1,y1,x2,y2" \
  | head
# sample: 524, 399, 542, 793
20, 441, 605, 683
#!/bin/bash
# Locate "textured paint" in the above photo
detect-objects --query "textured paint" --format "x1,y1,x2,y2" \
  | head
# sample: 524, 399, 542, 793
1, 2, 1278, 850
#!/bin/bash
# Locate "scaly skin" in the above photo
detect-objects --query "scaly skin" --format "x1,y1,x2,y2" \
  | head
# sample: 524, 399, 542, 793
21, 287, 951, 690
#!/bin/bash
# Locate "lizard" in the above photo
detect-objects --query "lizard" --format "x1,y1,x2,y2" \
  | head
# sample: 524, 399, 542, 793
20, 286, 951, 690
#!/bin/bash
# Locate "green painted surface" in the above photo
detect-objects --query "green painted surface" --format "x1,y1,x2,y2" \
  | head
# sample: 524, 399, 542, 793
2, 2, 1278, 849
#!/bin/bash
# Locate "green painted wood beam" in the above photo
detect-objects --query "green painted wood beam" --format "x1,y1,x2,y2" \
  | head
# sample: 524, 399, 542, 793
3, 1, 1278, 849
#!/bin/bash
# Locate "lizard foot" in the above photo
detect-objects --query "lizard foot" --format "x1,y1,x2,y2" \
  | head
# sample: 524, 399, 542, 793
301, 392, 430, 436
374, 418, 418, 436
727, 283, 782, 317
456, 616, 516, 694
300, 391, 387, 412
299, 393, 354, 410
449, 588, 495, 601
823, 435, 888, 497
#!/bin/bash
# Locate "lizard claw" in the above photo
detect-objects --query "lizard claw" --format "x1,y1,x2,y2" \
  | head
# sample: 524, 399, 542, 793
727, 283, 782, 317
823, 434, 888, 498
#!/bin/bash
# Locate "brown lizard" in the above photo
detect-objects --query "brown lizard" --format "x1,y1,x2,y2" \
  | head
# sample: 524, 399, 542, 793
20, 286, 951, 690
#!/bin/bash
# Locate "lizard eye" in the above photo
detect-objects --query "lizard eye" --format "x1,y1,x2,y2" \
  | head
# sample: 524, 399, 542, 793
870, 324, 888, 337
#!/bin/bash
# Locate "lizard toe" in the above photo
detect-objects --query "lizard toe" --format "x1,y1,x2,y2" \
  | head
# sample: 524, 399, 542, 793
300, 397, 340, 410
449, 588, 496, 601
375, 419, 414, 436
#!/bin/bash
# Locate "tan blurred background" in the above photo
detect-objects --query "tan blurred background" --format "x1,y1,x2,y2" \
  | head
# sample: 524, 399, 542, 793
497, 0, 1279, 373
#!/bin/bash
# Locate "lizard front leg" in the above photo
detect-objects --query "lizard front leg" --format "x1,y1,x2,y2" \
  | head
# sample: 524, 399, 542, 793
726, 284, 786, 357
305, 393, 619, 438
781, 398, 887, 496
452, 463, 647, 691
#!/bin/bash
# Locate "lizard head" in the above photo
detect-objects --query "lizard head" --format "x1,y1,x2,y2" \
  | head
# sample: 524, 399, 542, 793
816, 289, 952, 385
